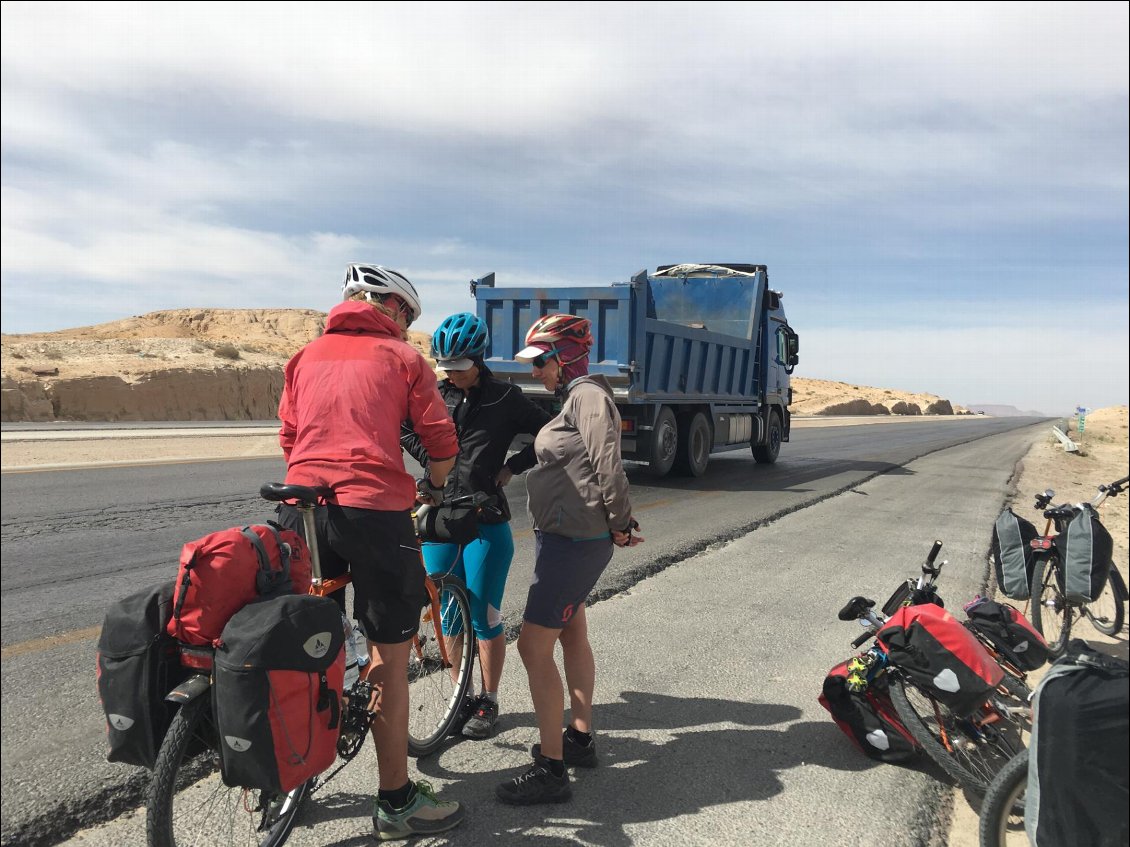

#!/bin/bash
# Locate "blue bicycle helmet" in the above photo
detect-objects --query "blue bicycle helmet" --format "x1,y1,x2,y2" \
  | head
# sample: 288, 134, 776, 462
431, 312, 489, 369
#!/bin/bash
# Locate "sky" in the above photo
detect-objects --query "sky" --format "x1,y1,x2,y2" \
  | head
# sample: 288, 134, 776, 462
1, 2, 1127, 416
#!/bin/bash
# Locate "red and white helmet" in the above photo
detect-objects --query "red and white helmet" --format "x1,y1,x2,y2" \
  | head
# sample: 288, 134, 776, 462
341, 264, 422, 324
516, 314, 593, 364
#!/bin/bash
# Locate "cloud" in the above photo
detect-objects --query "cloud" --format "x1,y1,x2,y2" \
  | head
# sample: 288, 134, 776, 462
2, 2, 1127, 410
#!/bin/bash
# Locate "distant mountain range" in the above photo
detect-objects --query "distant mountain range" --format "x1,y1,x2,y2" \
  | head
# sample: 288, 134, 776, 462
965, 404, 1053, 418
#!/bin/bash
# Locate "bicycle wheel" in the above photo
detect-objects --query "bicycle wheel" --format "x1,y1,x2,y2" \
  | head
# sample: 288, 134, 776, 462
407, 575, 475, 757
147, 695, 309, 847
1029, 557, 1073, 656
1081, 566, 1126, 637
978, 749, 1028, 847
888, 676, 1022, 794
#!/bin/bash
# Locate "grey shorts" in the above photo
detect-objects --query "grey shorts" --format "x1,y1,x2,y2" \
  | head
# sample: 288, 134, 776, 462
523, 531, 614, 628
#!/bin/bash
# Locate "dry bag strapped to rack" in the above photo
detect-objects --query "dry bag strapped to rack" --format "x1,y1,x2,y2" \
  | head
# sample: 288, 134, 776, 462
413, 502, 479, 545
818, 660, 919, 763
168, 523, 312, 646
96, 580, 188, 769
877, 603, 1004, 717
1026, 640, 1129, 847
962, 596, 1049, 672
1054, 504, 1114, 603
991, 507, 1039, 600
213, 593, 345, 794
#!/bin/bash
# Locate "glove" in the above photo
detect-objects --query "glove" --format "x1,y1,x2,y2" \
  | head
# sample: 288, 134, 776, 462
416, 477, 444, 506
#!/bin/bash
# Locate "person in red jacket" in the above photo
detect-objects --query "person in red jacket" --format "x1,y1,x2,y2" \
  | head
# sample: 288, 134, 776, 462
276, 264, 465, 841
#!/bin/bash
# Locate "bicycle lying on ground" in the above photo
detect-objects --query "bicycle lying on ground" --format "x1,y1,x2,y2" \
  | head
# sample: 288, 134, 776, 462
1026, 475, 1128, 654
837, 541, 1029, 794
145, 483, 486, 847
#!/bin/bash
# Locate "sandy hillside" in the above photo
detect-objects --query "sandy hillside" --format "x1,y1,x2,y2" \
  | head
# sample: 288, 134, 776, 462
2, 308, 963, 422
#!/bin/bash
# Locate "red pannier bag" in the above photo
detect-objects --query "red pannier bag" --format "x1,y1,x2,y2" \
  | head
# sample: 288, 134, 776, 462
167, 523, 312, 646
213, 593, 345, 794
877, 603, 1004, 716
819, 659, 920, 763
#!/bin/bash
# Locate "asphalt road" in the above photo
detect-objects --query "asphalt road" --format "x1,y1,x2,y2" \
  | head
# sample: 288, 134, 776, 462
0, 417, 1045, 846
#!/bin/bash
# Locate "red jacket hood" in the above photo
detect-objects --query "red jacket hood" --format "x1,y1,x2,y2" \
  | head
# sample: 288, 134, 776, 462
324, 299, 403, 337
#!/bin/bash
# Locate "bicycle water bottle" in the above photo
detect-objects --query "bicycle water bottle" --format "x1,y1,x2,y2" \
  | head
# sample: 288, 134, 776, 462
341, 613, 370, 689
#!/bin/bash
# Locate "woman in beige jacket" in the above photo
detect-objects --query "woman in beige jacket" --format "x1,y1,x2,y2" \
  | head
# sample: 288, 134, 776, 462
495, 314, 643, 806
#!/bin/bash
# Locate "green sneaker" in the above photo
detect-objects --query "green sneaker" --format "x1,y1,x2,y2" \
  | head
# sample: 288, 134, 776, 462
373, 781, 465, 841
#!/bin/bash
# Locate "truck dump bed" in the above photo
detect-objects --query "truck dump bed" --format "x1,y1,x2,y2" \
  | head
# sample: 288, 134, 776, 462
475, 265, 768, 404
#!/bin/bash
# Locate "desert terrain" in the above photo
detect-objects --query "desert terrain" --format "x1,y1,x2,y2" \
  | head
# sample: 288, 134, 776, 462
2, 308, 970, 424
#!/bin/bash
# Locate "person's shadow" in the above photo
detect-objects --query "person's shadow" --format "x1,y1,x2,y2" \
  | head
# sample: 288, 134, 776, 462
398, 689, 911, 847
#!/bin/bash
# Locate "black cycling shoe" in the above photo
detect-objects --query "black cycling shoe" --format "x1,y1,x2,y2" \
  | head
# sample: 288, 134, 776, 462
449, 694, 478, 737
495, 758, 571, 805
530, 729, 597, 768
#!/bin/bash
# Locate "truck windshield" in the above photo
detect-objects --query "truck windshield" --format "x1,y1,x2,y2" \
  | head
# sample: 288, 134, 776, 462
647, 276, 757, 340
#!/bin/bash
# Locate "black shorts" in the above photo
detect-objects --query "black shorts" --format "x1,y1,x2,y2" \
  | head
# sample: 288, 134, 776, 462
276, 503, 427, 644
523, 531, 613, 628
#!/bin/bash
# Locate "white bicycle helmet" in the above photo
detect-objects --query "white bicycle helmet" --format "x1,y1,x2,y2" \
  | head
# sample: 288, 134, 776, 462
341, 264, 422, 324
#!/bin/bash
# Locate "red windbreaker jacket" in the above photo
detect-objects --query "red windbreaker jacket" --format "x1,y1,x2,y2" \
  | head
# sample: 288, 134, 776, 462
278, 301, 457, 511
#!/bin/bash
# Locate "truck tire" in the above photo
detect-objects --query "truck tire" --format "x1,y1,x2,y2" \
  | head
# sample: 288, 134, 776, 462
673, 412, 711, 477
752, 411, 782, 464
648, 406, 678, 476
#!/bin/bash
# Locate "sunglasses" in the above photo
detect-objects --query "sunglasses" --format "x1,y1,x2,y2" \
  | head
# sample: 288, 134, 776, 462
384, 296, 414, 327
530, 348, 560, 368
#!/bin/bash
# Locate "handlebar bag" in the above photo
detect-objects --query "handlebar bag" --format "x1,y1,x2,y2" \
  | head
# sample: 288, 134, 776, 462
413, 503, 480, 546
96, 580, 187, 769
167, 523, 312, 646
214, 593, 345, 794
1027, 640, 1129, 847
991, 507, 1039, 600
1054, 503, 1113, 603
877, 603, 1004, 717
963, 597, 1049, 672
818, 660, 919, 763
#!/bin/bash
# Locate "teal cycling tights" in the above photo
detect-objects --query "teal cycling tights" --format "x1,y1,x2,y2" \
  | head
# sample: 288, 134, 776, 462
421, 521, 514, 640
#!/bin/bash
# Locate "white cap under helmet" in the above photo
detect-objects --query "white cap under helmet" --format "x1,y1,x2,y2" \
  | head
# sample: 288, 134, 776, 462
341, 264, 422, 323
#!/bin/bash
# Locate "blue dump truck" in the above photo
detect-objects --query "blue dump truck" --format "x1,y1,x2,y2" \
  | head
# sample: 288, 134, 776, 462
471, 263, 799, 477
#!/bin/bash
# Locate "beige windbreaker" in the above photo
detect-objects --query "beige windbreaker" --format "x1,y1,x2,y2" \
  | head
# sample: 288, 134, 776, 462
525, 374, 633, 539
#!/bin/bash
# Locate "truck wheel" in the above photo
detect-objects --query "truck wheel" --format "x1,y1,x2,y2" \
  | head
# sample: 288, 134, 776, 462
673, 412, 711, 477
752, 411, 782, 464
648, 407, 678, 476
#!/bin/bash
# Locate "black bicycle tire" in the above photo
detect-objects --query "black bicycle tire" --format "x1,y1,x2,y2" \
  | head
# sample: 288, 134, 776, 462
147, 695, 309, 847
1081, 567, 1126, 637
1029, 557, 1072, 656
996, 670, 1032, 703
888, 676, 985, 792
407, 575, 476, 757
978, 749, 1028, 847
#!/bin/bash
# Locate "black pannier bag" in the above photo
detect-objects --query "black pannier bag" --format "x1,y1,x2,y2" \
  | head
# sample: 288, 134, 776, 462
991, 507, 1039, 600
818, 659, 919, 763
1027, 640, 1129, 847
1055, 503, 1113, 603
213, 593, 345, 794
96, 580, 187, 769
963, 596, 1050, 672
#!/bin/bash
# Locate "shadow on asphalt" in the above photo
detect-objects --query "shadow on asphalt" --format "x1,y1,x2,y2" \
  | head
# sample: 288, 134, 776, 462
627, 459, 913, 495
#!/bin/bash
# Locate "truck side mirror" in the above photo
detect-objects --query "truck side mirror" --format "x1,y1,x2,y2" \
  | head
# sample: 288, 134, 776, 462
784, 328, 799, 373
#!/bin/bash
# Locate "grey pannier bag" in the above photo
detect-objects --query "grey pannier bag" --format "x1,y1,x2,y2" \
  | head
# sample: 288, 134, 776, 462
991, 508, 1039, 600
1055, 504, 1113, 603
